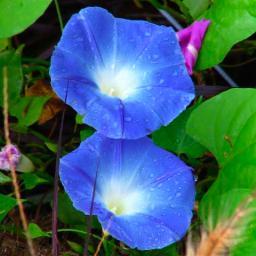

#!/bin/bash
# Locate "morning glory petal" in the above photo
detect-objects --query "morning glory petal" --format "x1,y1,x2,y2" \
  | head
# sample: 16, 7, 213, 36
100, 209, 192, 250
50, 7, 195, 139
60, 133, 195, 250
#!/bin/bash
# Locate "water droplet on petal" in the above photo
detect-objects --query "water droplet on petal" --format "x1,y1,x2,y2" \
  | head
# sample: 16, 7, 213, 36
152, 54, 159, 60
176, 192, 181, 197
125, 117, 132, 122
168, 196, 173, 200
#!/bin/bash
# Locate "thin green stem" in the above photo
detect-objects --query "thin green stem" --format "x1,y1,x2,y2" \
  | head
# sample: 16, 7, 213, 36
54, 0, 64, 32
52, 83, 68, 256
149, 0, 187, 22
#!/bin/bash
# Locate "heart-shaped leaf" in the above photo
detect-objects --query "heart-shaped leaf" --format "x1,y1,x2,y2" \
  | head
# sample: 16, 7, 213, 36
196, 0, 256, 70
187, 88, 256, 255
0, 0, 52, 38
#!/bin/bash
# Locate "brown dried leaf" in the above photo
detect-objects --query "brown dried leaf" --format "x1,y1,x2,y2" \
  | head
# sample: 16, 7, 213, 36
25, 80, 64, 124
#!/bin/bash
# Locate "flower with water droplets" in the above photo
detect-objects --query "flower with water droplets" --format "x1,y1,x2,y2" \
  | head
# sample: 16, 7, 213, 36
60, 133, 195, 250
0, 144, 21, 171
50, 7, 194, 139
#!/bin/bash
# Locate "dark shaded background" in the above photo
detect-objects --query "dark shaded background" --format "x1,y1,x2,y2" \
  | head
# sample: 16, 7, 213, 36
16, 0, 256, 88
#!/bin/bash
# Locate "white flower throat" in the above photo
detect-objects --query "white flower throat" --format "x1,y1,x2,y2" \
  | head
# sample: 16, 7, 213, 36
96, 68, 139, 99
102, 179, 144, 216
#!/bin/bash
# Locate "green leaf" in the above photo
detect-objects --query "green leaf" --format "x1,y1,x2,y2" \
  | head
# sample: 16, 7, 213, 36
153, 104, 205, 158
28, 223, 49, 239
45, 142, 57, 153
231, 234, 256, 256
58, 192, 86, 226
199, 150, 256, 255
103, 238, 116, 256
22, 173, 50, 190
16, 154, 35, 173
67, 241, 83, 254
183, 0, 211, 18
0, 39, 8, 52
0, 194, 16, 222
11, 96, 50, 127
196, 0, 256, 70
0, 0, 52, 38
0, 171, 11, 184
199, 148, 256, 228
187, 88, 256, 166
187, 88, 256, 254
80, 128, 94, 141
76, 114, 84, 124
0, 49, 23, 106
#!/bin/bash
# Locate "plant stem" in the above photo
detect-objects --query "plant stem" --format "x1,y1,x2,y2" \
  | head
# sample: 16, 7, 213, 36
52, 85, 68, 256
51, 3, 65, 255
149, 0, 187, 22
54, 0, 64, 32
83, 159, 100, 256
3, 66, 36, 256
94, 231, 108, 256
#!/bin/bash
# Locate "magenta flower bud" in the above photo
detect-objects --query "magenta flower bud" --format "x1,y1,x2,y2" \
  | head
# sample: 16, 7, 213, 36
0, 144, 21, 171
177, 19, 210, 74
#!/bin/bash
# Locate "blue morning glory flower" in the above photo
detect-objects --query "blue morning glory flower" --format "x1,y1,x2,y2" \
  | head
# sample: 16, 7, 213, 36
60, 133, 195, 250
50, 7, 195, 139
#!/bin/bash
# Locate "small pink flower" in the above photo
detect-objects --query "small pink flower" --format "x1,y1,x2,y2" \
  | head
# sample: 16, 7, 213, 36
177, 19, 210, 74
0, 144, 21, 171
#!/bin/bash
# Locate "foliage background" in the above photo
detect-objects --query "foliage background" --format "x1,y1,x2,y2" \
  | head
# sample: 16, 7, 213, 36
1, 0, 256, 255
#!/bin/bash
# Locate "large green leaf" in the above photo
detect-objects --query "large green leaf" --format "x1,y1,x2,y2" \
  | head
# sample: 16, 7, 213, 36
0, 49, 23, 106
0, 39, 8, 51
153, 104, 205, 158
0, 0, 52, 38
183, 0, 211, 18
199, 148, 256, 256
187, 88, 256, 167
196, 0, 256, 70
231, 234, 256, 256
0, 194, 16, 222
187, 88, 256, 255
199, 145, 256, 228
